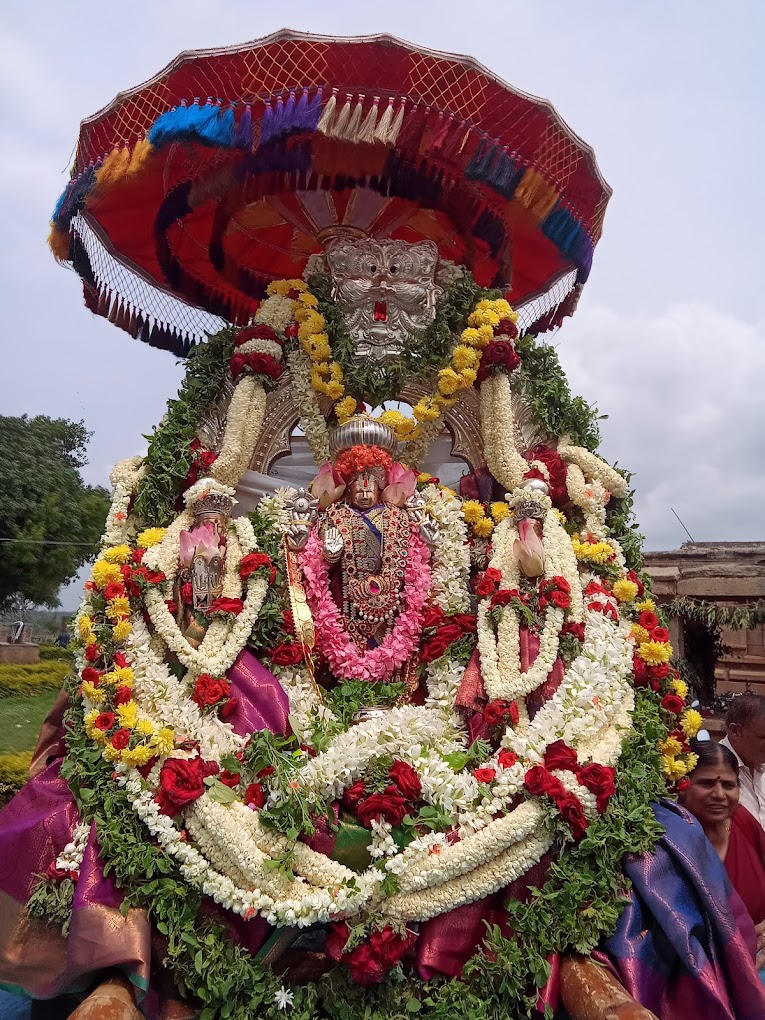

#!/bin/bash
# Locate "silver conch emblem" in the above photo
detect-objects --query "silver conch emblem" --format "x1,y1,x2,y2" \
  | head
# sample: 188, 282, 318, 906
324, 238, 443, 363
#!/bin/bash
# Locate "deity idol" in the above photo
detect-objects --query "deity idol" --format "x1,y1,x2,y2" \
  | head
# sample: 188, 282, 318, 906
3, 30, 764, 1020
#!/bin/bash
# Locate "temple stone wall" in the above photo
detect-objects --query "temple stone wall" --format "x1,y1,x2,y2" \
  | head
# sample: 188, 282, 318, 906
643, 542, 765, 699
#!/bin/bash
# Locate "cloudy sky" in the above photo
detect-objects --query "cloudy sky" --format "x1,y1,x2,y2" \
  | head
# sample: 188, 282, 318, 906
2, 1, 763, 609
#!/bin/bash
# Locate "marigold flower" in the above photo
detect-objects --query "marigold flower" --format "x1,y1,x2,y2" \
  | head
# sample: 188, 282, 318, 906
490, 502, 510, 522
335, 396, 357, 423
630, 624, 650, 645
102, 544, 132, 565
136, 528, 167, 549
473, 517, 494, 538
105, 597, 131, 621
297, 291, 318, 307
116, 702, 138, 729
437, 367, 462, 396
638, 640, 672, 665
659, 737, 683, 757
452, 344, 480, 371
78, 615, 94, 639
325, 381, 345, 400
681, 709, 703, 739
152, 727, 175, 755
412, 398, 441, 423
135, 719, 154, 736
122, 744, 157, 768
661, 755, 689, 780
612, 578, 639, 603
91, 560, 123, 589
267, 278, 306, 296
669, 677, 688, 699
112, 619, 133, 643
461, 500, 485, 525
81, 681, 104, 704
634, 598, 657, 613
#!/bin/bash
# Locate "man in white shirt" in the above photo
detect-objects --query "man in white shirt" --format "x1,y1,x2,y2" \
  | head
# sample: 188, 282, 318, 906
720, 693, 765, 830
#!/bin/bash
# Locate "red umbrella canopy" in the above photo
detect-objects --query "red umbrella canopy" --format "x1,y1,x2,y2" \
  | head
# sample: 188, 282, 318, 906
50, 30, 611, 356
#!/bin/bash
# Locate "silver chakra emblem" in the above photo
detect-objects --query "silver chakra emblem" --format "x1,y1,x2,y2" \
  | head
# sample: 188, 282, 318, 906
324, 237, 442, 363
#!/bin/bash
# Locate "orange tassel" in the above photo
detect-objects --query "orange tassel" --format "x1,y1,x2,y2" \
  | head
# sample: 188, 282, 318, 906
126, 137, 153, 177
48, 223, 71, 261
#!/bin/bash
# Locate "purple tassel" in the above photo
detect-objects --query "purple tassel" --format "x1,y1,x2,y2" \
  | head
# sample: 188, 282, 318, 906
260, 98, 274, 145
234, 104, 253, 149
282, 90, 297, 133
305, 86, 323, 131
294, 87, 309, 130
271, 95, 285, 139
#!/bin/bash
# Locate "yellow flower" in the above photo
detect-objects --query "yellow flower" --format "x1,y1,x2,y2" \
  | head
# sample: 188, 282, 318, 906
490, 502, 510, 523
78, 615, 94, 640
459, 327, 486, 349
103, 545, 131, 564
105, 597, 131, 621
412, 398, 441, 423
612, 578, 639, 604
630, 624, 650, 645
456, 368, 477, 389
669, 677, 688, 699
135, 719, 154, 737
638, 640, 672, 665
473, 517, 494, 538
452, 345, 480, 372
635, 598, 656, 613
298, 314, 326, 341
117, 702, 138, 729
661, 755, 689, 780
103, 743, 123, 763
659, 737, 683, 757
301, 335, 331, 362
84, 708, 100, 729
325, 381, 345, 400
100, 671, 118, 687
267, 278, 306, 296
571, 536, 614, 565
81, 681, 104, 704
433, 393, 458, 409
437, 367, 462, 396
554, 509, 567, 525
297, 291, 318, 308
462, 500, 485, 525
122, 744, 157, 768
379, 410, 406, 429
681, 709, 703, 739
334, 396, 357, 423
91, 560, 122, 589
112, 619, 133, 644
152, 727, 175, 755
136, 527, 167, 549
468, 308, 501, 329
393, 419, 420, 442
684, 752, 698, 772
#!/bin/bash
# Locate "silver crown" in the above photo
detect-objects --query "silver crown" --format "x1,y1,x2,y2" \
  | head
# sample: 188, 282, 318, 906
513, 500, 546, 522
191, 478, 237, 518
328, 416, 398, 458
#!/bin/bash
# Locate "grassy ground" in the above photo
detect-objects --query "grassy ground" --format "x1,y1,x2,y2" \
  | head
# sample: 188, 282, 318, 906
0, 690, 60, 754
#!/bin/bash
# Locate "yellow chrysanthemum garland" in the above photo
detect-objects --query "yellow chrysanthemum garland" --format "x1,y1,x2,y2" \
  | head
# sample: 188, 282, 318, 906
268, 279, 517, 446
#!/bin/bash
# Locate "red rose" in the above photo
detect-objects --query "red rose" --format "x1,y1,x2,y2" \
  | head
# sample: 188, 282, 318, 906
131, 548, 145, 564
248, 352, 284, 378
180, 582, 194, 606
419, 633, 452, 663
523, 445, 569, 507
491, 588, 519, 608
111, 728, 131, 750
544, 740, 580, 774
84, 644, 99, 663
632, 655, 650, 687
627, 570, 645, 598
219, 770, 241, 788
208, 596, 244, 616
81, 667, 101, 685
368, 926, 416, 967
494, 318, 519, 339
240, 552, 274, 579
422, 604, 446, 630
165, 599, 178, 616
561, 621, 585, 641
498, 748, 519, 769
476, 568, 501, 597
474, 767, 496, 784
155, 756, 219, 816
661, 694, 685, 716
94, 712, 115, 731
524, 765, 565, 800
269, 643, 305, 666
389, 760, 422, 801
219, 698, 238, 720
550, 589, 571, 610
676, 778, 691, 793
46, 862, 70, 882
651, 627, 671, 644
325, 922, 351, 961
556, 792, 589, 840
114, 685, 133, 706
103, 582, 126, 601
244, 782, 265, 808
476, 340, 520, 383
229, 353, 247, 378
113, 652, 128, 668
638, 612, 659, 631
438, 621, 464, 645
649, 662, 670, 680
356, 790, 408, 828
452, 613, 477, 633
282, 610, 295, 635
342, 780, 367, 810
578, 763, 616, 813
192, 674, 229, 708
235, 324, 277, 346
484, 699, 513, 727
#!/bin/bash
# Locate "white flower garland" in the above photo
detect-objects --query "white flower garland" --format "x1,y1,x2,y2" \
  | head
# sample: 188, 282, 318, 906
101, 457, 144, 548
210, 376, 267, 486
54, 821, 91, 877
479, 373, 527, 492
420, 485, 471, 614
287, 348, 330, 464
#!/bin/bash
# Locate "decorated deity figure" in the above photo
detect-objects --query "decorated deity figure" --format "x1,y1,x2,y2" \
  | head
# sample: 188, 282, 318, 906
285, 417, 437, 697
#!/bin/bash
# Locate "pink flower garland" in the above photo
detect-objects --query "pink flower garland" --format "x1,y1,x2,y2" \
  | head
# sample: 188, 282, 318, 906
299, 527, 431, 682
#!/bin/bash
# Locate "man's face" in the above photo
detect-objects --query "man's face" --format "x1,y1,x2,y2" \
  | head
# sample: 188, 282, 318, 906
728, 718, 765, 769
349, 472, 380, 510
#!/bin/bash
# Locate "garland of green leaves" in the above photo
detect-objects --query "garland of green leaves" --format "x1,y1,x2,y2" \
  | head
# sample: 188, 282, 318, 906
133, 328, 235, 526
306, 271, 494, 407
666, 596, 765, 632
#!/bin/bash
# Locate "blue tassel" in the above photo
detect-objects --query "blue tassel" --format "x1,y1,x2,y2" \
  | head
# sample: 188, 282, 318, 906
212, 102, 236, 146
52, 181, 73, 223
187, 98, 218, 143
260, 98, 274, 145
58, 164, 98, 228
234, 104, 253, 148
195, 99, 233, 146
148, 101, 187, 147
305, 86, 323, 131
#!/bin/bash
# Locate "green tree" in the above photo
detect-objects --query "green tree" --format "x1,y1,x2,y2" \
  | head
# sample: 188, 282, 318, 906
0, 416, 109, 612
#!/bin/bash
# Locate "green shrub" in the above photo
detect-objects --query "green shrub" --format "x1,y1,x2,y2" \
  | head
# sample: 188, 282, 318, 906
0, 661, 69, 697
39, 645, 72, 662
0, 750, 32, 797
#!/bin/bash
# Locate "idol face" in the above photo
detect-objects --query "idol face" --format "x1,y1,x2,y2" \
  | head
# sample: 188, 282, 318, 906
348, 471, 380, 510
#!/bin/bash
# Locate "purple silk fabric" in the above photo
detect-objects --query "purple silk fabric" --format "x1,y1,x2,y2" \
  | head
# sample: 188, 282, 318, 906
603, 800, 765, 1019
225, 648, 291, 737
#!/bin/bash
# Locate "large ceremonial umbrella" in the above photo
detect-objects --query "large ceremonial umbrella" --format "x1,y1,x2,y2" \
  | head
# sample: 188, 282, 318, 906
50, 30, 611, 356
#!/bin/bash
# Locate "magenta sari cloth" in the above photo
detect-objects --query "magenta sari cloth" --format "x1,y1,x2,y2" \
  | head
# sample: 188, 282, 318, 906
0, 649, 289, 1010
